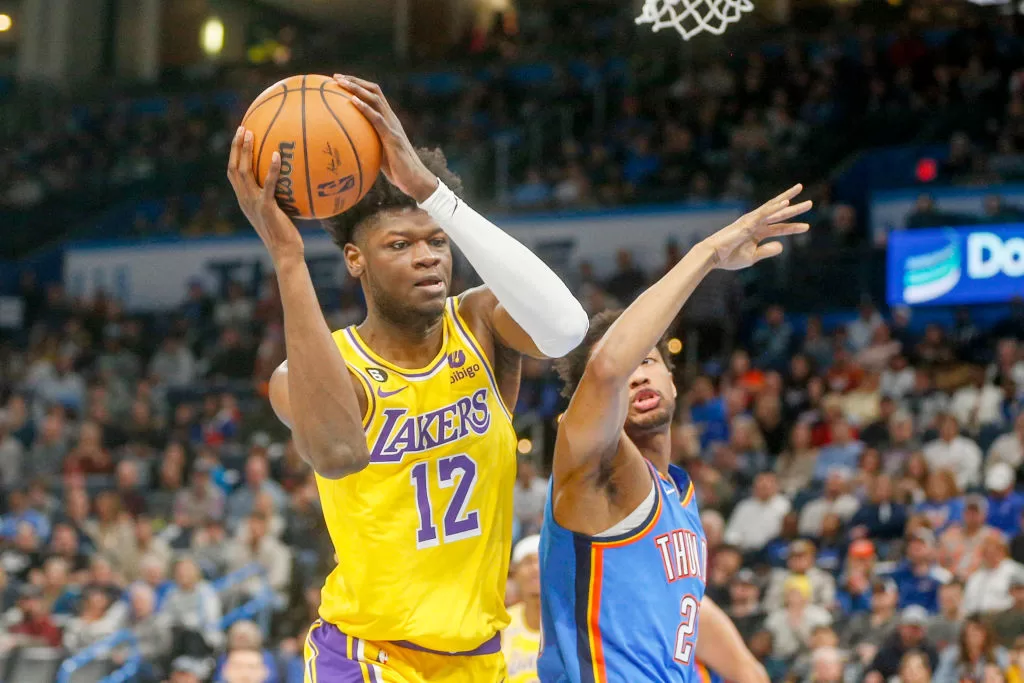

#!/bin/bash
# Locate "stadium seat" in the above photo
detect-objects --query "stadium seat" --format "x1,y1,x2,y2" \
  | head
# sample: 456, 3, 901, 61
7, 647, 63, 683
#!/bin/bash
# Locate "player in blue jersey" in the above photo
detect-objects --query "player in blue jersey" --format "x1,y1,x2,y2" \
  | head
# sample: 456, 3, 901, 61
539, 184, 812, 683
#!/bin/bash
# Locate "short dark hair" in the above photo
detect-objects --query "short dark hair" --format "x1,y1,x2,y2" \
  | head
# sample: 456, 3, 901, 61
554, 309, 674, 399
320, 147, 464, 248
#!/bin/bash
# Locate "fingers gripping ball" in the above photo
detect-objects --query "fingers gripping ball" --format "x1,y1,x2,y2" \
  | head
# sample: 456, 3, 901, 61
241, 74, 383, 220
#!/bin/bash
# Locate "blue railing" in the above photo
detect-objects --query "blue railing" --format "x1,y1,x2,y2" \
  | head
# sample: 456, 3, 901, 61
58, 563, 275, 683
56, 630, 139, 683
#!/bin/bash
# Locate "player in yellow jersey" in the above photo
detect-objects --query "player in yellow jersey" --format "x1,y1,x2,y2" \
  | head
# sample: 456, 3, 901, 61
503, 536, 541, 683
226, 73, 589, 683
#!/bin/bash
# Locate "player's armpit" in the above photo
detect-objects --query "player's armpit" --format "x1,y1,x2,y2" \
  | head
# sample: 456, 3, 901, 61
550, 370, 651, 533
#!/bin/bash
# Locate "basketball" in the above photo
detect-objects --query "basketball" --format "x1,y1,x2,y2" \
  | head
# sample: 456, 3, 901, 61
240, 74, 383, 220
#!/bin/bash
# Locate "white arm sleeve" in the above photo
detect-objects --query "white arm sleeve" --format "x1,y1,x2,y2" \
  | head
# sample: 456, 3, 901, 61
419, 180, 589, 358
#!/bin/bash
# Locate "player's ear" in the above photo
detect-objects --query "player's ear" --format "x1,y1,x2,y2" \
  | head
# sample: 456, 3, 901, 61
343, 243, 364, 278
671, 383, 678, 400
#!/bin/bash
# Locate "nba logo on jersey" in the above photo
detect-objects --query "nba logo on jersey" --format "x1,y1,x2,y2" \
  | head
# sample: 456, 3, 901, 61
448, 350, 466, 368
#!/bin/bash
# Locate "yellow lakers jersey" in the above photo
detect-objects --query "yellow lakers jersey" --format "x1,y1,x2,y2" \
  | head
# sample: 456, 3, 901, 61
502, 602, 540, 683
318, 297, 518, 652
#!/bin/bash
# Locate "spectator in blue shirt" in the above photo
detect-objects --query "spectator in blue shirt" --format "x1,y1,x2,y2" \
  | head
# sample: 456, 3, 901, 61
884, 528, 952, 613
814, 418, 864, 482
689, 375, 729, 450
0, 489, 51, 542
752, 305, 795, 371
850, 474, 908, 545
986, 463, 1024, 537
915, 470, 965, 535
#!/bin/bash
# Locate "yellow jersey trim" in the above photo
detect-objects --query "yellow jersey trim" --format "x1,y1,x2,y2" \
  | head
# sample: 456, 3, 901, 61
346, 320, 450, 380
447, 297, 514, 423
304, 619, 323, 683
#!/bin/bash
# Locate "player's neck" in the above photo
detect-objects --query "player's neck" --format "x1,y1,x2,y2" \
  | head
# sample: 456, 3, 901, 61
357, 311, 445, 367
631, 429, 672, 475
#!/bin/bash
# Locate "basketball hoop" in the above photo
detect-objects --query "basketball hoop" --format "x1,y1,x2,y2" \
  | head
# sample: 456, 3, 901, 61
635, 0, 754, 40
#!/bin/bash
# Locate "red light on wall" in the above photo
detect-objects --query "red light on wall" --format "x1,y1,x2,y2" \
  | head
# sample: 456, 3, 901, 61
916, 158, 938, 183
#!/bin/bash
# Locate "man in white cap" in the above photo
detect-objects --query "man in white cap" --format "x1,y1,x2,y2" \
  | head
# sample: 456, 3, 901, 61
986, 462, 1024, 536
503, 535, 541, 683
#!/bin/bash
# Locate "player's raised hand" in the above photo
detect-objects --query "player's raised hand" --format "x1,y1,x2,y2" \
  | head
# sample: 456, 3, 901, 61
226, 126, 304, 267
333, 74, 438, 203
702, 183, 812, 271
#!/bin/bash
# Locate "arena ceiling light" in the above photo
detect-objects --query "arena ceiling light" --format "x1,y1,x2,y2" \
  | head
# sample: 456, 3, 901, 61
201, 16, 225, 56
0, 14, 12, 32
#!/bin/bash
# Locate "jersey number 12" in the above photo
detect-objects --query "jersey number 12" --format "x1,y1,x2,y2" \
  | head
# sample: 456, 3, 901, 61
411, 454, 481, 548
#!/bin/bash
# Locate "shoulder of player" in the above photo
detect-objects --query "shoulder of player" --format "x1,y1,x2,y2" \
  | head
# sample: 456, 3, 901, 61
323, 331, 371, 414
454, 285, 496, 320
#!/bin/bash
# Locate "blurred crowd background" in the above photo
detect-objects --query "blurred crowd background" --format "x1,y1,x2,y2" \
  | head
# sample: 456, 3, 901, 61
2, 0, 1024, 682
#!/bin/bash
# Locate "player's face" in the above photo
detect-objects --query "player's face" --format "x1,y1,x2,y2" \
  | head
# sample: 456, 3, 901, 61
346, 208, 453, 327
624, 348, 676, 434
515, 552, 541, 599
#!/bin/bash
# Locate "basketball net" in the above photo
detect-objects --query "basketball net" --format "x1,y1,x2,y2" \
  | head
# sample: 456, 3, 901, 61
635, 0, 754, 40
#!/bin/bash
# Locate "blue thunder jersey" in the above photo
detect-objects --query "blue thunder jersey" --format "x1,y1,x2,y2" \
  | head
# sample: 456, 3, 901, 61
538, 462, 707, 683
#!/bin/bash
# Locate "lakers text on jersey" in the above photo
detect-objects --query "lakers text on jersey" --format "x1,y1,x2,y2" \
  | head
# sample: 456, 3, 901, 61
317, 297, 518, 654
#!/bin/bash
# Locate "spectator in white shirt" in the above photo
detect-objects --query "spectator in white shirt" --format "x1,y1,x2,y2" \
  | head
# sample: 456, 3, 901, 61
213, 281, 254, 329
950, 368, 1005, 435
148, 336, 196, 389
0, 413, 24, 488
847, 303, 884, 353
924, 414, 983, 492
225, 512, 292, 602
988, 338, 1024, 388
799, 469, 861, 537
989, 413, 1024, 471
513, 457, 548, 540
881, 354, 916, 400
724, 471, 791, 552
962, 533, 1024, 616
764, 574, 833, 659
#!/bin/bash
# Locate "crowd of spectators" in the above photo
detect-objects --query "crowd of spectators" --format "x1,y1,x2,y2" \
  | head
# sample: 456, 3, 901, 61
4, 1, 1024, 256
1, 224, 1024, 681
676, 298, 1024, 683
4, 2, 1024, 682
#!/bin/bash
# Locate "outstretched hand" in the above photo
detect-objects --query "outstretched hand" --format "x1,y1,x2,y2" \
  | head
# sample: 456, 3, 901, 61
703, 184, 812, 271
333, 74, 438, 203
226, 126, 305, 267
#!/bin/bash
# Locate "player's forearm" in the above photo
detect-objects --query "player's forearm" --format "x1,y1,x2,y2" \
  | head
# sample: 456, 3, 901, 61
587, 243, 716, 383
419, 181, 588, 357
696, 597, 766, 683
276, 257, 369, 479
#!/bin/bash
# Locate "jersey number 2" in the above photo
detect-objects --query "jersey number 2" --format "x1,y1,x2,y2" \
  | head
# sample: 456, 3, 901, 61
411, 454, 480, 548
673, 595, 700, 665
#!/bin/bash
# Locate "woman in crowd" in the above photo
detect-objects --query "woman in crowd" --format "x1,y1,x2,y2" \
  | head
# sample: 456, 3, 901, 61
933, 616, 1009, 683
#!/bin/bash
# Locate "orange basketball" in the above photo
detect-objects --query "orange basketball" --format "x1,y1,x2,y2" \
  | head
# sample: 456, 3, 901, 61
241, 74, 383, 220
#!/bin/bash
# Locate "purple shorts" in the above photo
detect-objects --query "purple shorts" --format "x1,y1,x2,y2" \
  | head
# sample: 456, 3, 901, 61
303, 619, 504, 683
305, 621, 386, 683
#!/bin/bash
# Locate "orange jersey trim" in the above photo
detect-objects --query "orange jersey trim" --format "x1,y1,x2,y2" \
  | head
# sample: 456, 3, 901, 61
587, 546, 608, 683
681, 481, 695, 507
